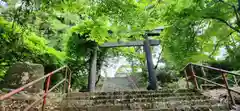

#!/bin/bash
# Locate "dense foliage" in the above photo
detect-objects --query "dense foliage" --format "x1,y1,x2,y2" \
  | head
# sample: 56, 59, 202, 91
161, 0, 240, 69
1, 0, 240, 89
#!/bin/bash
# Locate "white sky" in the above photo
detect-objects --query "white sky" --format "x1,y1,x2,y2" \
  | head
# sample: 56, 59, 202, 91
215, 47, 227, 60
0, 0, 7, 7
101, 46, 165, 77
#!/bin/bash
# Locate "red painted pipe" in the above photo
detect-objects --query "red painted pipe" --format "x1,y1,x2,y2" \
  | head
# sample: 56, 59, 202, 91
182, 63, 240, 76
42, 72, 53, 111
43, 72, 53, 104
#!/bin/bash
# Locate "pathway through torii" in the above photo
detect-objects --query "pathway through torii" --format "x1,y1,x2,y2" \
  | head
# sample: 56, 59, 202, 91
88, 27, 164, 92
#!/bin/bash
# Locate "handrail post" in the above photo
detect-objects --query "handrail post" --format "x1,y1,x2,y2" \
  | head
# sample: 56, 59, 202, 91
233, 75, 238, 86
190, 64, 199, 90
42, 74, 52, 111
201, 67, 207, 85
222, 73, 235, 106
63, 68, 68, 94
68, 70, 72, 94
184, 70, 189, 89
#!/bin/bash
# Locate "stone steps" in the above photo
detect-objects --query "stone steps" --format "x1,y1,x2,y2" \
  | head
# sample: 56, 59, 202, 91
66, 92, 200, 100
63, 99, 219, 108
63, 96, 208, 105
63, 103, 228, 111
121, 104, 228, 111
61, 89, 229, 111
67, 89, 196, 97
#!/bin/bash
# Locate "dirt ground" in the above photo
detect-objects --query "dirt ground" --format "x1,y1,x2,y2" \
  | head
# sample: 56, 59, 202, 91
202, 87, 240, 111
202, 87, 240, 101
0, 91, 63, 111
202, 88, 229, 100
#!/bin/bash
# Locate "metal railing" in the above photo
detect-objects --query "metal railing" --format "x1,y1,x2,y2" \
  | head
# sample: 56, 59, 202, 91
182, 63, 240, 107
0, 65, 72, 111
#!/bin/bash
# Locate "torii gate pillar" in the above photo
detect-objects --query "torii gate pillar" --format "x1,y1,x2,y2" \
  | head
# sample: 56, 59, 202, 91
143, 34, 157, 90
88, 46, 97, 92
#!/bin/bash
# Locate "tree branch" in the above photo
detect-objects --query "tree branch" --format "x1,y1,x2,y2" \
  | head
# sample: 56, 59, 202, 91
217, 0, 240, 26
95, 74, 101, 86
238, 0, 240, 11
202, 16, 240, 33
145, 0, 162, 10
95, 48, 108, 86
230, 34, 237, 49
208, 31, 234, 58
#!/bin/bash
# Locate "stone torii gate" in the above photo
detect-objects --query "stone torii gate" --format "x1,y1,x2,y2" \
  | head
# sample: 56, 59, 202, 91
88, 27, 164, 92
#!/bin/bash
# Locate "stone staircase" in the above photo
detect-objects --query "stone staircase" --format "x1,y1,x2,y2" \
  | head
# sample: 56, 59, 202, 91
61, 89, 229, 111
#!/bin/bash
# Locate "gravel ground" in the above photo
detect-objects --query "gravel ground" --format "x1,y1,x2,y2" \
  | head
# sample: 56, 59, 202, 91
0, 91, 64, 111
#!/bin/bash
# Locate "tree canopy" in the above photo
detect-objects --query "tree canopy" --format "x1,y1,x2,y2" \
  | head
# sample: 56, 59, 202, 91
1, 0, 240, 89
161, 0, 240, 69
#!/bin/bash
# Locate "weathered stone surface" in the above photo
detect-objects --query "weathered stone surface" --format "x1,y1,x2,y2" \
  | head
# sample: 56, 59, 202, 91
2, 62, 44, 93
101, 75, 143, 92
66, 92, 199, 100
62, 88, 229, 111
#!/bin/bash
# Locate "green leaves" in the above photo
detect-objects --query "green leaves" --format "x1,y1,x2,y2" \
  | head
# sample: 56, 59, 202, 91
4, 0, 240, 89
0, 15, 65, 72
158, 0, 240, 69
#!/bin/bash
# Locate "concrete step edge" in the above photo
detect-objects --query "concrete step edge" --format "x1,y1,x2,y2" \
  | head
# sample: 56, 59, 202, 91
69, 89, 197, 95
62, 103, 228, 110
62, 99, 219, 107
63, 95, 208, 101
66, 92, 201, 99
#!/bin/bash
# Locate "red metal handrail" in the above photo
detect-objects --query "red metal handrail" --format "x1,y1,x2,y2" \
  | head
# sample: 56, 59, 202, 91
0, 65, 72, 111
182, 63, 240, 107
